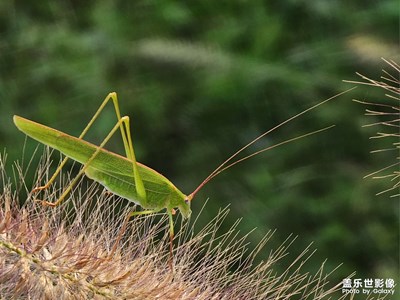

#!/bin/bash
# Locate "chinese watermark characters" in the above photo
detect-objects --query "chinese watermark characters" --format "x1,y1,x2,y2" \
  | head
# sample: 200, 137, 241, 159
342, 278, 396, 296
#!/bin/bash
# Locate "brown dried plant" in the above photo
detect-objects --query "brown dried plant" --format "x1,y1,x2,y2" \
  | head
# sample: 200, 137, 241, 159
0, 148, 353, 300
349, 58, 400, 197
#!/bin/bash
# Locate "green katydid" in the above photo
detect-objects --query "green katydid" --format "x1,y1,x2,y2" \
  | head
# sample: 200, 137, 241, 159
13, 89, 351, 262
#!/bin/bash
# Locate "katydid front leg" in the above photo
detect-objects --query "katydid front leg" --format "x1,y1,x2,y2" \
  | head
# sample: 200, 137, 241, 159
109, 209, 159, 256
108, 208, 176, 269
166, 208, 176, 269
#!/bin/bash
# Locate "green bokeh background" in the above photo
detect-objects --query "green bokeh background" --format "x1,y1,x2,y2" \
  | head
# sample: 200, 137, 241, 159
0, 0, 398, 286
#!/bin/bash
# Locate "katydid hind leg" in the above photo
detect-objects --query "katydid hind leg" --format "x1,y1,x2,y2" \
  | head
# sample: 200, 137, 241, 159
91, 92, 147, 202
35, 93, 147, 207
120, 116, 147, 201
32, 156, 70, 193
33, 92, 125, 193
39, 115, 141, 206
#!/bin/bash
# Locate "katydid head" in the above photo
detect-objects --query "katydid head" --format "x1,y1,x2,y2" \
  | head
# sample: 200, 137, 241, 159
169, 186, 192, 219
180, 197, 192, 218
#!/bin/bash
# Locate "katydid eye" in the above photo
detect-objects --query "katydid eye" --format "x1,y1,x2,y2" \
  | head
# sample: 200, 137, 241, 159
185, 199, 189, 204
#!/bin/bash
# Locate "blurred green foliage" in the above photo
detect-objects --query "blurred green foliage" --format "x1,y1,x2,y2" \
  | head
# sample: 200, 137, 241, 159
0, 0, 398, 284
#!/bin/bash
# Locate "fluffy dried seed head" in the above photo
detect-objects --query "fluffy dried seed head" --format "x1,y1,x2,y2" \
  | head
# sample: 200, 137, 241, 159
0, 149, 355, 299
349, 58, 400, 197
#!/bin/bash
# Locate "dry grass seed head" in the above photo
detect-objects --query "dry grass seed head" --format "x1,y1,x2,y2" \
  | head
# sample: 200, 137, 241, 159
348, 58, 400, 197
0, 147, 354, 299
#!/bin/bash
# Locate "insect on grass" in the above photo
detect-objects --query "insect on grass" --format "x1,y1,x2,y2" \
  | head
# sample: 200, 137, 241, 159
13, 89, 353, 267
